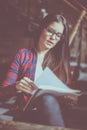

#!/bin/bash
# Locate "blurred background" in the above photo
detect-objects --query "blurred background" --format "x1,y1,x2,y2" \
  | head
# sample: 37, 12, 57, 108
0, 0, 87, 87
0, 0, 87, 128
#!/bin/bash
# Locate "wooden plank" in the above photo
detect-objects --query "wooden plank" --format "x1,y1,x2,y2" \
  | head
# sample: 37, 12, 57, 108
0, 119, 81, 130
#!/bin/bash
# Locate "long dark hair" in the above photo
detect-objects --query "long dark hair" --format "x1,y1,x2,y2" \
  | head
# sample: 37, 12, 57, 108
34, 14, 70, 84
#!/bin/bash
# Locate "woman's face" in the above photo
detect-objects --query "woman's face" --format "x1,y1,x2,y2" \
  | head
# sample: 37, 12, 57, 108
38, 21, 64, 51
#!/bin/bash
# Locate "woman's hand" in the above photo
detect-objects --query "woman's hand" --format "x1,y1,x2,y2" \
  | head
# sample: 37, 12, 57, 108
16, 77, 38, 95
63, 95, 78, 107
59, 95, 78, 108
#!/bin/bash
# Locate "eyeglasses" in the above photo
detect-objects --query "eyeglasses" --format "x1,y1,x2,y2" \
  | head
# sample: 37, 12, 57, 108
46, 27, 63, 39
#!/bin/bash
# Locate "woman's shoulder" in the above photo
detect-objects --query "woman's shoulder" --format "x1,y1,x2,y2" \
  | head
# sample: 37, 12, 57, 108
15, 48, 36, 63
18, 48, 35, 55
19, 48, 31, 53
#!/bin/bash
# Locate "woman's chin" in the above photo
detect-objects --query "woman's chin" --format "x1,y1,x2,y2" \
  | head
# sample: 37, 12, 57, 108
45, 43, 53, 49
46, 45, 54, 49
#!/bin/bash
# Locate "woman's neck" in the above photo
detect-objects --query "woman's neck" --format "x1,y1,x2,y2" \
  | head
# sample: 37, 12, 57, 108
37, 45, 48, 56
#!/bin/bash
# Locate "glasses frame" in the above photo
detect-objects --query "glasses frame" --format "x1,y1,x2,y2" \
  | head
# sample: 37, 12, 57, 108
46, 27, 63, 40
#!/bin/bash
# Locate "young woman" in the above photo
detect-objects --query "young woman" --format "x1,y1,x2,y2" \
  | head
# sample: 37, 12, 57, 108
1, 14, 75, 127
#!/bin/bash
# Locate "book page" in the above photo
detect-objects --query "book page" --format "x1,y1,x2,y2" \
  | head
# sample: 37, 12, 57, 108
35, 67, 81, 95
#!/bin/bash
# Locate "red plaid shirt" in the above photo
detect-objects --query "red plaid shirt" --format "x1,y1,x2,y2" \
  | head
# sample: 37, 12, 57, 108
1, 48, 38, 109
3, 48, 37, 86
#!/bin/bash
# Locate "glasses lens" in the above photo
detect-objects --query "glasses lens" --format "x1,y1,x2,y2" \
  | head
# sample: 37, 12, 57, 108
47, 28, 54, 35
56, 33, 62, 38
46, 27, 63, 39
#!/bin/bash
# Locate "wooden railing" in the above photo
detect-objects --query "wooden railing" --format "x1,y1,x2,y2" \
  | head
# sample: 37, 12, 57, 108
69, 10, 86, 46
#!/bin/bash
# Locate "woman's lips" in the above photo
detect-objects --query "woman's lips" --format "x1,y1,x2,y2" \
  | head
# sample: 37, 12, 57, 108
47, 40, 53, 46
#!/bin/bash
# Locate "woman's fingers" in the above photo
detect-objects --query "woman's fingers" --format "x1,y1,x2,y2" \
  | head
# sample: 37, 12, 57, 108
63, 95, 78, 106
23, 77, 38, 89
16, 77, 38, 94
16, 82, 32, 94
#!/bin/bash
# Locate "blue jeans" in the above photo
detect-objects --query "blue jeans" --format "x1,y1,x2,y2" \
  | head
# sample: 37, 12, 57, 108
23, 90, 65, 127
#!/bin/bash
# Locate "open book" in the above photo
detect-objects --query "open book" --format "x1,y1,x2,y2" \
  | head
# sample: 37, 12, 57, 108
34, 67, 81, 95
23, 67, 81, 111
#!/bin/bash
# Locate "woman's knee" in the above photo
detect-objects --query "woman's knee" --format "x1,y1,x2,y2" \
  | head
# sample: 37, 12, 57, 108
35, 94, 65, 127
36, 94, 59, 108
23, 94, 65, 127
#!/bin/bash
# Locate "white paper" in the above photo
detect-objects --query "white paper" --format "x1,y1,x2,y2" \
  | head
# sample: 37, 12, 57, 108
35, 67, 80, 95
0, 115, 13, 121
0, 107, 9, 115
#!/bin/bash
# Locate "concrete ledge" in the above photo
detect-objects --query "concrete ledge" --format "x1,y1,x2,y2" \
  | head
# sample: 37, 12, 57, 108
0, 119, 81, 130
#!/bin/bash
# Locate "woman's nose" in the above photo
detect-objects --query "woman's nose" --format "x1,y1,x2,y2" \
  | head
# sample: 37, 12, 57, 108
50, 33, 56, 39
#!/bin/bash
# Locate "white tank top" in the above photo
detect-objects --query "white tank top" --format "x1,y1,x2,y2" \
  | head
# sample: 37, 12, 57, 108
34, 55, 43, 81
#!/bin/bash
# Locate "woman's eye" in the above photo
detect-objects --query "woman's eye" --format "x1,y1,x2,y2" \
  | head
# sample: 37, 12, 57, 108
47, 28, 53, 33
56, 34, 62, 38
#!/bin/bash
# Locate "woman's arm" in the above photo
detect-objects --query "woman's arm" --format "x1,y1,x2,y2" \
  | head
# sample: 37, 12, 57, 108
2, 49, 23, 87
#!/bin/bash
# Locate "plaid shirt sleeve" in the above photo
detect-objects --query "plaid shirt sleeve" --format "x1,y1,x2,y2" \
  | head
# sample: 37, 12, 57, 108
2, 49, 24, 86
